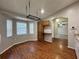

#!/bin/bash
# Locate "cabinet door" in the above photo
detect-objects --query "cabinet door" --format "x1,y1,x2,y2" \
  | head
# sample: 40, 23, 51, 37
38, 21, 44, 41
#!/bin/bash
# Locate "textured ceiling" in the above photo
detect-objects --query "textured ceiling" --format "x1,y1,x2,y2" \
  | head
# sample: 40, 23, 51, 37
0, 0, 78, 19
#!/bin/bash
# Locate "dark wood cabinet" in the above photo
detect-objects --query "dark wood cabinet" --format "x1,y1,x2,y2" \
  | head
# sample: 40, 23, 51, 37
38, 20, 49, 41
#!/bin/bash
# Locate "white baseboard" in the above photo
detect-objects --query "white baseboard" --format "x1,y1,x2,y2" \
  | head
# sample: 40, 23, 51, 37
14, 39, 37, 45
0, 39, 37, 55
68, 46, 75, 49
0, 44, 15, 55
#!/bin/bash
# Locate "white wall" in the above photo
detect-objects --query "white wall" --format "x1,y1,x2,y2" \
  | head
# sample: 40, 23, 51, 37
0, 14, 15, 54
49, 20, 54, 38
0, 14, 37, 54
48, 2, 79, 49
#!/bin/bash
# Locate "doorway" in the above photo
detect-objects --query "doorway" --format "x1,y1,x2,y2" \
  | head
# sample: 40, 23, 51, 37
54, 17, 68, 39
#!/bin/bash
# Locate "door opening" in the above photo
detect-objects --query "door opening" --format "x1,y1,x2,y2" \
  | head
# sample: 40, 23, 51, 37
53, 17, 68, 39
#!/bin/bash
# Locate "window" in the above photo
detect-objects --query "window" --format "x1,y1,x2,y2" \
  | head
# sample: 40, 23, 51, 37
16, 22, 27, 35
6, 20, 12, 37
29, 22, 34, 34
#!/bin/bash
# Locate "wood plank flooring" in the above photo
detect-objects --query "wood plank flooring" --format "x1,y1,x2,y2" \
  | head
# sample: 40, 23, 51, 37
0, 39, 77, 59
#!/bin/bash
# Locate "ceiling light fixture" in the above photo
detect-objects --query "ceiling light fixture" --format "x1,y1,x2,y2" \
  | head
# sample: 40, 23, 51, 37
41, 9, 45, 14
26, 0, 41, 21
56, 19, 60, 22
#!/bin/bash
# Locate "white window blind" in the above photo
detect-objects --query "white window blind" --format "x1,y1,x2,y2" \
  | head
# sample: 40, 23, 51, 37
29, 22, 34, 34
7, 20, 12, 37
16, 22, 27, 35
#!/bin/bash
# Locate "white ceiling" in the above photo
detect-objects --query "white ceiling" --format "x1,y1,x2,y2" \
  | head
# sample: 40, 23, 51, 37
0, 0, 78, 19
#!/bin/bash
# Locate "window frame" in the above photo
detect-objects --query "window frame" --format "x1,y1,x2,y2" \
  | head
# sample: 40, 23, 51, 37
16, 21, 27, 35
6, 19, 13, 38
28, 22, 35, 35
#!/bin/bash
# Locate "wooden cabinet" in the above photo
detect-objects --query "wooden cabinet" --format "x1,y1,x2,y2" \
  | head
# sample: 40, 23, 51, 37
38, 21, 43, 41
43, 21, 49, 26
38, 20, 49, 41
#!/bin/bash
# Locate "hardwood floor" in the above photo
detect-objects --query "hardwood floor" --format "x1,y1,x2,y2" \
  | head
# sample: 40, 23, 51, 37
0, 39, 77, 59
